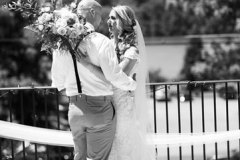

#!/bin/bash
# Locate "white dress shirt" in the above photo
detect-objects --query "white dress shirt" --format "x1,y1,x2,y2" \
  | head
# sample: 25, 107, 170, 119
51, 23, 137, 96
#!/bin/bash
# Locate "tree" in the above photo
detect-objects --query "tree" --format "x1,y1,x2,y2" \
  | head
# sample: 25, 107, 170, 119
0, 6, 71, 159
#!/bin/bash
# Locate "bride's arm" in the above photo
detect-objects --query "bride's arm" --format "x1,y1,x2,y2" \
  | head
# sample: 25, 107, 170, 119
119, 47, 138, 76
76, 47, 138, 81
119, 58, 137, 76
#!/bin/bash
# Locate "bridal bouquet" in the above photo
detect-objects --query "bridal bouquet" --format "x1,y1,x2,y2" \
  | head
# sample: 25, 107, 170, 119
6, 0, 88, 54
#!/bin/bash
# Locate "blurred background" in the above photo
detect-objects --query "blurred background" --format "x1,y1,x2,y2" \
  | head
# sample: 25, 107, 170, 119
1, 0, 240, 87
1, 0, 240, 159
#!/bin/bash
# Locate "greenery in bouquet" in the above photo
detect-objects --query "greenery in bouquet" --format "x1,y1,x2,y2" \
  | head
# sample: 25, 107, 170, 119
6, 0, 88, 54
34, 6, 87, 53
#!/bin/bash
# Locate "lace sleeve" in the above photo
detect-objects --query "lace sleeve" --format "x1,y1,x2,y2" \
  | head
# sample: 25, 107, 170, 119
123, 46, 140, 62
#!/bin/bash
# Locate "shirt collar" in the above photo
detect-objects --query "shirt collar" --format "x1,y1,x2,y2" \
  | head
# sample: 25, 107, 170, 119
85, 22, 95, 32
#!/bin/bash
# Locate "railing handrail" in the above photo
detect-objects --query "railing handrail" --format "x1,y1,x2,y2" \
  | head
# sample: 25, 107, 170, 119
0, 86, 56, 91
146, 79, 240, 86
1, 79, 240, 90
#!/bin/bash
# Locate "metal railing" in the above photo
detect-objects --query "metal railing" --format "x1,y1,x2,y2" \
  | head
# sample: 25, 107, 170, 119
0, 80, 240, 160
148, 80, 240, 160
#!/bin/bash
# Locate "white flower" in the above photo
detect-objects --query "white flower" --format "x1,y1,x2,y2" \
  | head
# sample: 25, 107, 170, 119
57, 27, 67, 35
38, 25, 44, 31
70, 2, 77, 9
55, 19, 67, 28
44, 6, 51, 12
69, 30, 78, 39
42, 13, 53, 22
52, 26, 57, 34
41, 6, 51, 13
73, 23, 84, 34
37, 16, 44, 24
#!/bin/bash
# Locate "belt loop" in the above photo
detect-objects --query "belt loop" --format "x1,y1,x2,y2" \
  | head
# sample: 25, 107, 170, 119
75, 96, 77, 101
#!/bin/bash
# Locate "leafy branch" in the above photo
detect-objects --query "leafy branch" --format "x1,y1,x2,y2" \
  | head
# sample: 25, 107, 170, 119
5, 0, 39, 24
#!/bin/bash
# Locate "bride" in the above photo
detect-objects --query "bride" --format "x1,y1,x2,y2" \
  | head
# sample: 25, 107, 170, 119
78, 5, 155, 160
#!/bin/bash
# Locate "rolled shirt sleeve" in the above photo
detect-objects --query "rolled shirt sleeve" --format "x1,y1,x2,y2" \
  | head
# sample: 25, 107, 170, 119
51, 50, 69, 91
98, 39, 137, 91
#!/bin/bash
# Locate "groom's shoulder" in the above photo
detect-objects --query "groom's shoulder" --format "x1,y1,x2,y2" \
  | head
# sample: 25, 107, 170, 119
90, 32, 111, 43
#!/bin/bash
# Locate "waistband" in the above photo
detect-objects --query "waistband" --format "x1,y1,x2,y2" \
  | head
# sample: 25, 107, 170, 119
69, 94, 113, 102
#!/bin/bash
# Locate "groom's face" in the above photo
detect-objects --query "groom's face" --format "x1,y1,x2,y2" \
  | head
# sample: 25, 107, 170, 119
78, 7, 102, 28
77, 7, 90, 19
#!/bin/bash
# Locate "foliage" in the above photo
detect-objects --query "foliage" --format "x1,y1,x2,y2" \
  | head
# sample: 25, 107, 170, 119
180, 37, 240, 81
149, 69, 167, 83
6, 0, 89, 55
0, 3, 71, 159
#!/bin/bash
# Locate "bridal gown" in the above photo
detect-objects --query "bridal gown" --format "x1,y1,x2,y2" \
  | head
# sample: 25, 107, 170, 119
108, 47, 144, 160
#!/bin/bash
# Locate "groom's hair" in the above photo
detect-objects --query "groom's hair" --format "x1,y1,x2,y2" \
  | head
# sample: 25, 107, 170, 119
77, 0, 102, 13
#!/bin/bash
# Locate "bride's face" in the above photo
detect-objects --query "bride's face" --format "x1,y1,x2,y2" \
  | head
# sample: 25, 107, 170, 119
107, 10, 121, 35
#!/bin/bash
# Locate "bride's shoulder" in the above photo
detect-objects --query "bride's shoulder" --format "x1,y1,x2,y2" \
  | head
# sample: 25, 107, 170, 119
123, 46, 140, 60
125, 46, 139, 55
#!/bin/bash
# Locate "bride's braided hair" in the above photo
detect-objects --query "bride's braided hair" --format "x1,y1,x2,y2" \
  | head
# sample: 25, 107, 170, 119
112, 6, 138, 60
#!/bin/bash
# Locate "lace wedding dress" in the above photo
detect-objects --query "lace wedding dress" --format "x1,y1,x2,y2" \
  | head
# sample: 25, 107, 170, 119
108, 19, 155, 160
108, 48, 146, 160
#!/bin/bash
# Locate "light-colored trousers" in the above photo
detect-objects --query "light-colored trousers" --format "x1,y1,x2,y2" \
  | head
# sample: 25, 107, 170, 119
68, 94, 116, 160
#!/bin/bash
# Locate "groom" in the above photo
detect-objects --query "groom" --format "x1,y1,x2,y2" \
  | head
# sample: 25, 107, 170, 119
51, 0, 136, 159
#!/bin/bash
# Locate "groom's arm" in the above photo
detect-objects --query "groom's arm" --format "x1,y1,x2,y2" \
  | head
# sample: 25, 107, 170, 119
98, 38, 137, 91
51, 50, 69, 91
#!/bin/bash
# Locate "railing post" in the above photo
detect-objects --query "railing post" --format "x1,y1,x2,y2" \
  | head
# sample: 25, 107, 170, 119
44, 89, 50, 160
165, 85, 170, 160
189, 85, 194, 160
20, 90, 26, 160
201, 85, 206, 160
213, 83, 218, 160
152, 85, 158, 158
238, 82, 240, 158
0, 138, 2, 159
177, 84, 182, 160
55, 89, 62, 160
225, 82, 230, 160
31, 89, 38, 160
9, 91, 14, 160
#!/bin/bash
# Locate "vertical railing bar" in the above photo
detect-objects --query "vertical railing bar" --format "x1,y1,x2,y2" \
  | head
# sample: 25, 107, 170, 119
225, 82, 230, 160
0, 138, 2, 159
165, 85, 170, 160
44, 90, 50, 160
177, 84, 182, 160
189, 87, 194, 160
165, 85, 169, 133
32, 90, 38, 160
152, 85, 158, 158
56, 89, 60, 130
20, 91, 26, 160
9, 91, 14, 160
213, 83, 218, 160
55, 89, 62, 160
237, 82, 240, 158
201, 85, 206, 160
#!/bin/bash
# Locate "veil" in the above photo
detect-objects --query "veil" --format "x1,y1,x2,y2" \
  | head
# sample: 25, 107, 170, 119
134, 20, 156, 160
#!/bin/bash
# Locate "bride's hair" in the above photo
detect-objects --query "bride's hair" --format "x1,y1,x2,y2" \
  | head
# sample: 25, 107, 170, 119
112, 6, 138, 56
112, 5, 136, 35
